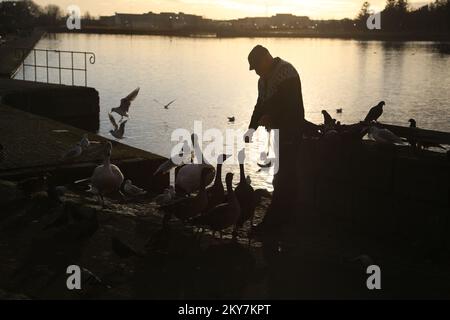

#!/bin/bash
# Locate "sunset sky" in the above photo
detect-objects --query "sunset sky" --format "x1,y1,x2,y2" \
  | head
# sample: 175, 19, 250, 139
29, 0, 428, 20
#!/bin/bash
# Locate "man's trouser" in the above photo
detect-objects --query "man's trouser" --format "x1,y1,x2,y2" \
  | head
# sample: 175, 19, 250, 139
261, 138, 300, 230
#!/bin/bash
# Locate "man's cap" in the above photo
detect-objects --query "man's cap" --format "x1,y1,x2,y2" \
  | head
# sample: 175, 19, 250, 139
248, 45, 269, 70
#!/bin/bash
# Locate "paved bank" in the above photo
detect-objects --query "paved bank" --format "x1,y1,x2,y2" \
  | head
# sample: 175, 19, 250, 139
0, 103, 168, 192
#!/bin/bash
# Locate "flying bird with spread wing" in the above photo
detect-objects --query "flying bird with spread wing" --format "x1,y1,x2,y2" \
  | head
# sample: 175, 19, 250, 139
111, 87, 140, 120
154, 98, 176, 109
108, 112, 127, 139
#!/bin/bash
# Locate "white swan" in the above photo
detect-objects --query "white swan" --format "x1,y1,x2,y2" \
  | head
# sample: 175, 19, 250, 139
90, 142, 124, 206
175, 134, 215, 194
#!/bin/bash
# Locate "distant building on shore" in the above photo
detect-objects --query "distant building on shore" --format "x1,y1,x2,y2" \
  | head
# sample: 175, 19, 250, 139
231, 14, 311, 30
99, 12, 311, 31
99, 12, 206, 30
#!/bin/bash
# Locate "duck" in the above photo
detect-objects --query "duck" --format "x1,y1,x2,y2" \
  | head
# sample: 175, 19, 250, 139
90, 142, 124, 206
234, 149, 256, 238
175, 133, 215, 195
160, 168, 210, 227
193, 172, 240, 239
206, 154, 231, 211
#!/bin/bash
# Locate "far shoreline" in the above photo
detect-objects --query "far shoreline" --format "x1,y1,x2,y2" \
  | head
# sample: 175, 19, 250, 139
46, 26, 450, 42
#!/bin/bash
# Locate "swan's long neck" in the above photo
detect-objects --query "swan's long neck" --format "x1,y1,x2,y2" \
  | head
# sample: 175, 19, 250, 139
239, 164, 246, 183
215, 164, 223, 185
104, 154, 112, 171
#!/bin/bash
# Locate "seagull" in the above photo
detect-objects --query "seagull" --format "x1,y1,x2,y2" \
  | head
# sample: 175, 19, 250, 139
111, 87, 140, 120
61, 142, 83, 161
364, 101, 385, 123
108, 112, 127, 139
322, 110, 336, 127
154, 98, 176, 109
228, 117, 235, 123
123, 179, 147, 197
368, 126, 404, 145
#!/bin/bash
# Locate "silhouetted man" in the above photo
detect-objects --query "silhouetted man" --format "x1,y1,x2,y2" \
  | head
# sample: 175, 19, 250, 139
244, 45, 305, 237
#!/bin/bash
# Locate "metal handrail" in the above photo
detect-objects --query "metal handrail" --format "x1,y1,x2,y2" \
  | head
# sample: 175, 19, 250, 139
12, 47, 96, 86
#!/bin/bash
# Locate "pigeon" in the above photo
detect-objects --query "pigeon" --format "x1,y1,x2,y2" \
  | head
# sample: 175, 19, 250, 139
321, 110, 336, 128
123, 179, 147, 197
408, 119, 418, 149
228, 117, 235, 122
364, 101, 385, 123
0, 144, 4, 162
111, 236, 143, 259
154, 99, 176, 109
336, 108, 343, 114
108, 113, 127, 139
368, 126, 404, 145
61, 143, 83, 161
111, 87, 140, 120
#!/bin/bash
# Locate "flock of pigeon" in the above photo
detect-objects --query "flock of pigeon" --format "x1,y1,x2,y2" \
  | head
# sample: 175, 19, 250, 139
320, 101, 448, 150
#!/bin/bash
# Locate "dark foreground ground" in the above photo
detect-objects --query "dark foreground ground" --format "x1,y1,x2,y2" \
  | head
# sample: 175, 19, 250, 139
1, 178, 450, 300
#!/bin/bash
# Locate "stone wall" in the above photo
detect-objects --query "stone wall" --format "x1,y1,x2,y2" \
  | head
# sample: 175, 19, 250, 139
294, 139, 449, 251
0, 79, 99, 131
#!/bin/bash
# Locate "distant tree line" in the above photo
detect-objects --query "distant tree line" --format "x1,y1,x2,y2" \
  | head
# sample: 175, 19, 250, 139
0, 0, 93, 34
1, 0, 449, 35
354, 0, 450, 32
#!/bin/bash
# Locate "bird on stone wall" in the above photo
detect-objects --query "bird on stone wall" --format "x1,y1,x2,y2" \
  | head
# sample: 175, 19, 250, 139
364, 101, 385, 123
111, 87, 140, 120
321, 110, 336, 129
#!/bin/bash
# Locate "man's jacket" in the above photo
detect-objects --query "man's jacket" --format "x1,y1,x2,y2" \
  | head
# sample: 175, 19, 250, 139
249, 57, 305, 141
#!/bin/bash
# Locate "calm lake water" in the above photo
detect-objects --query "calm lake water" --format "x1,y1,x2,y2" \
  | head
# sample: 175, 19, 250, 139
17, 33, 450, 190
